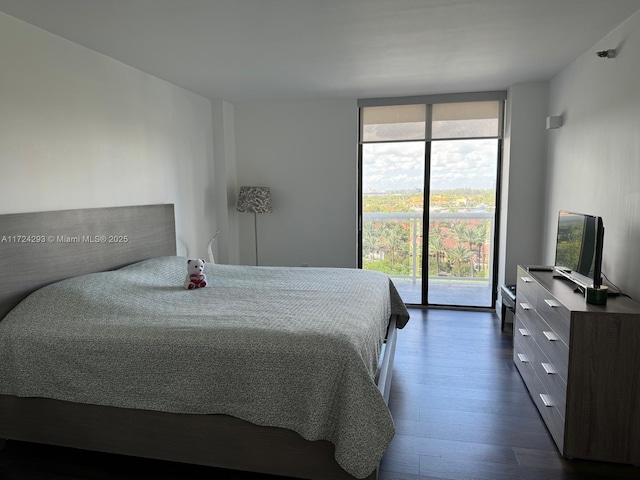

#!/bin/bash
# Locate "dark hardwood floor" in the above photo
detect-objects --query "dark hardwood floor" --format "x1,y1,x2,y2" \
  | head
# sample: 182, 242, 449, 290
1, 308, 639, 480
379, 309, 640, 480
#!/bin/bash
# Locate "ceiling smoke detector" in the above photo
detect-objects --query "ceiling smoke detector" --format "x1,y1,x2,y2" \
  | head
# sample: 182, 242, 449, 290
596, 49, 617, 58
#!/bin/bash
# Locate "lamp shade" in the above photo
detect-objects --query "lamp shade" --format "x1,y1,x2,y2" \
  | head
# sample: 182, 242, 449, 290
237, 186, 273, 214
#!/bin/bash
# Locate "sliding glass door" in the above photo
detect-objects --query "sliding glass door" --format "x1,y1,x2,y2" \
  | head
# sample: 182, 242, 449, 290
426, 137, 499, 306
359, 96, 504, 308
361, 141, 425, 304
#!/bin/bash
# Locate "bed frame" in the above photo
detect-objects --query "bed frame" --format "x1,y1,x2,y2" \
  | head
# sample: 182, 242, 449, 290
0, 204, 398, 480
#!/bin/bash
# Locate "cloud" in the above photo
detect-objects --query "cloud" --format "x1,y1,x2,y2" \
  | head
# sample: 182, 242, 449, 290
363, 139, 498, 192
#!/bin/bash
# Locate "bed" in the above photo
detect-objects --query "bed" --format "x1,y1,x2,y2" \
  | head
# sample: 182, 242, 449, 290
0, 204, 409, 480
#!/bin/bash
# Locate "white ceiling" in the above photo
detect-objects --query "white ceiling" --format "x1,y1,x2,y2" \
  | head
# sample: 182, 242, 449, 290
1, 0, 639, 103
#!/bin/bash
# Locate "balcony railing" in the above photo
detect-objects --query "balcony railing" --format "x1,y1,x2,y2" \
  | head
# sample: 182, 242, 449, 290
362, 210, 495, 306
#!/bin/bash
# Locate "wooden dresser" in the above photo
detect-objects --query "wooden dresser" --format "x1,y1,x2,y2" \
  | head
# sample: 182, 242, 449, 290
513, 265, 640, 465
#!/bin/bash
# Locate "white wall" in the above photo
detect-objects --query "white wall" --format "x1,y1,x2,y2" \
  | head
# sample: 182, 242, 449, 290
0, 13, 215, 258
212, 99, 240, 264
545, 10, 640, 300
498, 82, 549, 292
234, 99, 358, 267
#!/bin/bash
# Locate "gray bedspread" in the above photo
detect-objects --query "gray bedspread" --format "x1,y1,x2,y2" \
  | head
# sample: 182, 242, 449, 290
0, 256, 409, 478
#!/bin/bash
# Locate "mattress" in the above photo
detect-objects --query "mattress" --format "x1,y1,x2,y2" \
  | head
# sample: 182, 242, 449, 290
0, 256, 409, 478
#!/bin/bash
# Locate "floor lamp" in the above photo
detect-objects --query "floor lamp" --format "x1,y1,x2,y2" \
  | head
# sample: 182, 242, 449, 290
237, 186, 273, 266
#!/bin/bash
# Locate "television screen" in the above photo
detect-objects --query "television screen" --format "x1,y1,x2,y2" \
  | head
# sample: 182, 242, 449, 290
554, 211, 603, 288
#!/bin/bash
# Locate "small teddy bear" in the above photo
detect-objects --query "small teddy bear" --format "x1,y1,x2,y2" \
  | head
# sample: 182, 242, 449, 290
184, 258, 207, 290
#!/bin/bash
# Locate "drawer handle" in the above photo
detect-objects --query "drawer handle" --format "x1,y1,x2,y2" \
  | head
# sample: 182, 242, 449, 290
544, 299, 562, 308
519, 302, 532, 311
539, 393, 554, 407
543, 331, 559, 341
517, 353, 529, 363
518, 328, 530, 336
541, 362, 557, 374
521, 276, 533, 283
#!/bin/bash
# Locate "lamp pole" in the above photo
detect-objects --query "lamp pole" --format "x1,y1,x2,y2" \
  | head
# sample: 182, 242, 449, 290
253, 212, 259, 266
237, 186, 272, 267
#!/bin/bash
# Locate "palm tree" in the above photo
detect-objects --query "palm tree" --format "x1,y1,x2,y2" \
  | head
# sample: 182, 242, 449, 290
453, 222, 477, 276
452, 222, 476, 248
380, 222, 409, 270
428, 228, 447, 275
362, 220, 381, 262
472, 223, 488, 275
448, 243, 473, 277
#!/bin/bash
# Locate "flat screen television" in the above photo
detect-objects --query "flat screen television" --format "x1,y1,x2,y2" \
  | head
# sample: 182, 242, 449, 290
554, 211, 604, 290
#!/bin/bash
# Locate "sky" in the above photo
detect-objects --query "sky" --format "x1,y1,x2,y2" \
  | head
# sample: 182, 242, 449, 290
362, 138, 499, 193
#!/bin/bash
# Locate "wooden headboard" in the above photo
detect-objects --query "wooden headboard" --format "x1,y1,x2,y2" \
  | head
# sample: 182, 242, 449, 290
0, 204, 176, 320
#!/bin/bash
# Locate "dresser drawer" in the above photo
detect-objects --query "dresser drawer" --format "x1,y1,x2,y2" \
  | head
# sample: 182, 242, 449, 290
516, 272, 540, 308
513, 317, 537, 385
513, 332, 536, 388
514, 299, 539, 333
516, 314, 568, 418
517, 268, 571, 346
518, 308, 569, 383
532, 370, 566, 453
537, 295, 571, 346
514, 284, 542, 329
529, 343, 567, 418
